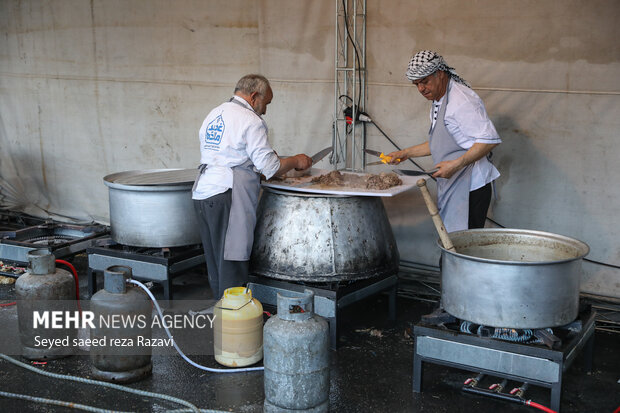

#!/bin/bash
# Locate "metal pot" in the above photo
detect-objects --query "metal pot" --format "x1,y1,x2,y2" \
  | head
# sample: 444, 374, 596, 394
439, 228, 589, 329
103, 169, 200, 247
251, 188, 399, 282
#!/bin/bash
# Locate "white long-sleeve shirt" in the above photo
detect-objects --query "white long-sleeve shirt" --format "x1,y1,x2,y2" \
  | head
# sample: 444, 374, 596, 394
192, 96, 281, 200
431, 79, 502, 191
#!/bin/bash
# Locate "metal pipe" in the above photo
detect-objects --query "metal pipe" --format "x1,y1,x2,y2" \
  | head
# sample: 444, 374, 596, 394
462, 384, 526, 405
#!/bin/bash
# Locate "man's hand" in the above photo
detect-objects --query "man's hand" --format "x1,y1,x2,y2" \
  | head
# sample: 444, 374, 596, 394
293, 154, 313, 171
386, 150, 408, 164
274, 153, 313, 177
432, 142, 498, 179
432, 158, 465, 179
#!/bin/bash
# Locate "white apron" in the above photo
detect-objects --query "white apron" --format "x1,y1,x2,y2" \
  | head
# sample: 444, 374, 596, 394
429, 84, 473, 233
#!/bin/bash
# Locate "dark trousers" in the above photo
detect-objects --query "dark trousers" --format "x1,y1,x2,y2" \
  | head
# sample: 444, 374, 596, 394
468, 182, 493, 229
193, 190, 249, 300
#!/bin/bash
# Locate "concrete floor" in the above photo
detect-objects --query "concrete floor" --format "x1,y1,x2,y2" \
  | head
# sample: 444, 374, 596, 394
0, 255, 618, 413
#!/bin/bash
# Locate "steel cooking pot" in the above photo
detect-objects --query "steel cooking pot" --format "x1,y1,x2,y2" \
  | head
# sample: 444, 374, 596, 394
103, 169, 200, 247
439, 228, 589, 329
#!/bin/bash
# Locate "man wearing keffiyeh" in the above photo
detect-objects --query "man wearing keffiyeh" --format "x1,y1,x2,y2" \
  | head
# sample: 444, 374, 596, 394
387, 50, 501, 232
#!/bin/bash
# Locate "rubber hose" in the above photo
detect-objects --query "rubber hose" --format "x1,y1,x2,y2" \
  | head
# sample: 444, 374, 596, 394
0, 354, 200, 412
128, 279, 264, 374
56, 259, 81, 312
525, 400, 558, 413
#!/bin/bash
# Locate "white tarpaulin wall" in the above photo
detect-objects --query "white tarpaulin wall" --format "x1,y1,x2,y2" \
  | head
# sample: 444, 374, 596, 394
1, 0, 618, 298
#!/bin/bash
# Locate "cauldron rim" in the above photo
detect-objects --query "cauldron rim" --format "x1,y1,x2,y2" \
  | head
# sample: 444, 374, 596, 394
262, 186, 354, 198
438, 228, 590, 265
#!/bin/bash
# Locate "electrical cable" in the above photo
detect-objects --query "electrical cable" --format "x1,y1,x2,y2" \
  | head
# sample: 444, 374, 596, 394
0, 390, 131, 413
584, 257, 620, 269
128, 279, 264, 374
341, 0, 362, 110
166, 410, 239, 413
0, 354, 201, 412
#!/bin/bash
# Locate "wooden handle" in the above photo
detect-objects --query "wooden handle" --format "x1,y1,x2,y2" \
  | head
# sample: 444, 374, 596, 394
416, 179, 456, 252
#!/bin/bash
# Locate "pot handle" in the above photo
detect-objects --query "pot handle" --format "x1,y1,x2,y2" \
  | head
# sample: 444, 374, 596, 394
417, 179, 456, 252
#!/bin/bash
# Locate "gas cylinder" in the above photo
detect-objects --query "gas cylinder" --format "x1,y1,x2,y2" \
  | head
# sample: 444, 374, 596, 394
90, 265, 152, 383
214, 286, 263, 367
15, 249, 76, 360
263, 290, 330, 413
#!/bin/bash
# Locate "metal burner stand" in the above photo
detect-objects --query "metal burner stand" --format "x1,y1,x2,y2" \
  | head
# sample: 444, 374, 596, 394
0, 223, 109, 265
247, 273, 398, 349
412, 309, 596, 412
87, 241, 205, 300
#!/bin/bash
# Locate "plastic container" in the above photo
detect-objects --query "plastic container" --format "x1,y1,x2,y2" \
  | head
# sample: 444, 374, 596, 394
214, 287, 263, 367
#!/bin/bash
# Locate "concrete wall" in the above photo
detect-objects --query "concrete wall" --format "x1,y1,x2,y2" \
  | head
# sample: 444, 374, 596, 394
1, 0, 618, 297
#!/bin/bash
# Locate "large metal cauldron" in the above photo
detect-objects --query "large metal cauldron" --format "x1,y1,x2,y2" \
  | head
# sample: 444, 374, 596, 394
440, 228, 589, 329
251, 188, 399, 282
104, 169, 200, 247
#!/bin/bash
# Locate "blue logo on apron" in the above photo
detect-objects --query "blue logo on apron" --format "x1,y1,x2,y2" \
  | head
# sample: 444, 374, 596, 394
205, 115, 225, 144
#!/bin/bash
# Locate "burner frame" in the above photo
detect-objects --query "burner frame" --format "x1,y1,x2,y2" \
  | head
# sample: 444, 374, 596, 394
247, 273, 398, 349
0, 223, 109, 265
87, 242, 205, 300
412, 309, 595, 412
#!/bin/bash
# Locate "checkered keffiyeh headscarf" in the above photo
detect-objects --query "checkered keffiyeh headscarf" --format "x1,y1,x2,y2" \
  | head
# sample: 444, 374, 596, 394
406, 50, 470, 88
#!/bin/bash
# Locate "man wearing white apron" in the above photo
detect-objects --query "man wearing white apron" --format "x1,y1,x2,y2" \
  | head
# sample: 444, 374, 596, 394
388, 51, 501, 232
192, 74, 312, 299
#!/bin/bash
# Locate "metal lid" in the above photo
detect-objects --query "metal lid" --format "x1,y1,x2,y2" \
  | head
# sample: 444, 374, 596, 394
103, 169, 198, 186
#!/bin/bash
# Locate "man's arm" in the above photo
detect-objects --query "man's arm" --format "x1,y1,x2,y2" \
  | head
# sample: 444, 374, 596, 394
274, 154, 313, 177
433, 142, 498, 179
386, 141, 431, 163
